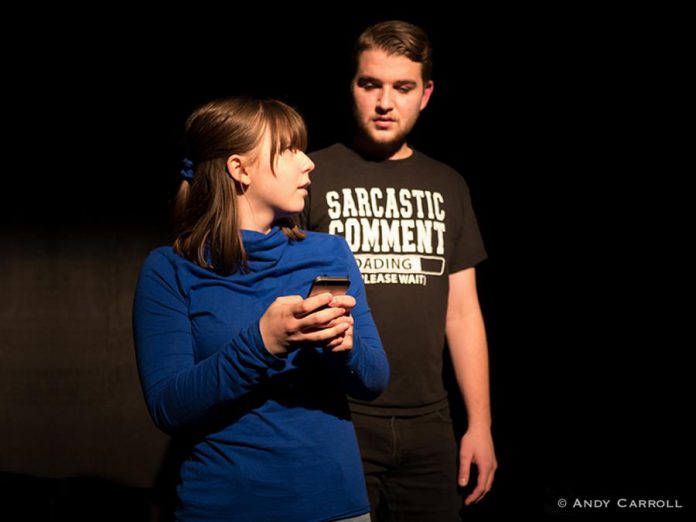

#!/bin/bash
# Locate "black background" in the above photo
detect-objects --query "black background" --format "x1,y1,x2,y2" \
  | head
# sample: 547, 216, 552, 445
1, 7, 691, 521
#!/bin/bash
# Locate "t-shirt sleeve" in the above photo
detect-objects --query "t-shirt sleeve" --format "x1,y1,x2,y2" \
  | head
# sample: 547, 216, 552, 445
448, 175, 488, 274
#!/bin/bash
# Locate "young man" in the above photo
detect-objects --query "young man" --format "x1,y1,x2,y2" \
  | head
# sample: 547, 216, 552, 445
300, 21, 497, 521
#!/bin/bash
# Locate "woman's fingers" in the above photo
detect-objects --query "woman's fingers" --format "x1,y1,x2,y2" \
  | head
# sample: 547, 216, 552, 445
323, 315, 354, 329
300, 321, 350, 343
293, 293, 334, 318
262, 294, 354, 354
327, 294, 356, 312
328, 328, 353, 352
297, 306, 348, 331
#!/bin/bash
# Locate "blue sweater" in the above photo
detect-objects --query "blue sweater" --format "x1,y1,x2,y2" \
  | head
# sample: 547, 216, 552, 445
132, 227, 389, 522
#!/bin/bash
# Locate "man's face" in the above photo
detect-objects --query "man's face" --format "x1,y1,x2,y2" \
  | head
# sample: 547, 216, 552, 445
351, 48, 433, 147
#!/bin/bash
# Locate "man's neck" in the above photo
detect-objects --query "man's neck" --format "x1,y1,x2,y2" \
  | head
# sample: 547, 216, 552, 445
353, 133, 413, 161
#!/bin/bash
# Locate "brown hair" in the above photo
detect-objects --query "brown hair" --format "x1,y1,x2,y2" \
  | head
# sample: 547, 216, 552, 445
353, 20, 433, 83
173, 97, 307, 275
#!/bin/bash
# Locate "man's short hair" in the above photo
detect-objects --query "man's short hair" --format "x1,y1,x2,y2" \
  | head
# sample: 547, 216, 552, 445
353, 20, 433, 83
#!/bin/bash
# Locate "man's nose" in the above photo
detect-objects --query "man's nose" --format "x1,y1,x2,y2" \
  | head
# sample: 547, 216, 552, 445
376, 88, 394, 112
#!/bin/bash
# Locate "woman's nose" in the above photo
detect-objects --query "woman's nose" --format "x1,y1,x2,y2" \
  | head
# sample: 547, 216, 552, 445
299, 151, 315, 173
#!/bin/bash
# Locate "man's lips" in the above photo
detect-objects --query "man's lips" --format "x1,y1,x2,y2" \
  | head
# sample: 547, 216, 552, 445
373, 118, 395, 128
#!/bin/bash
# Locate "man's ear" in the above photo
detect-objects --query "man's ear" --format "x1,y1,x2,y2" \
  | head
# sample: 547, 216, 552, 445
226, 155, 250, 185
420, 80, 434, 111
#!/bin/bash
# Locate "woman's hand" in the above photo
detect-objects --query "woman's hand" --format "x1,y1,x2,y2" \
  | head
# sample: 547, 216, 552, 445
323, 294, 356, 352
259, 293, 352, 355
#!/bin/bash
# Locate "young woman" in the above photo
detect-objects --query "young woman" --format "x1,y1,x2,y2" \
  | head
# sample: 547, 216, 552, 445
133, 97, 388, 521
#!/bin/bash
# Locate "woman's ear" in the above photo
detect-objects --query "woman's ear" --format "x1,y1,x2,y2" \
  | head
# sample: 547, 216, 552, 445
226, 155, 251, 186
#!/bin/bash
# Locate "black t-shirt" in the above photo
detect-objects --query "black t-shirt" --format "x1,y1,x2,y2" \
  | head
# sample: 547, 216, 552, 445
300, 143, 487, 415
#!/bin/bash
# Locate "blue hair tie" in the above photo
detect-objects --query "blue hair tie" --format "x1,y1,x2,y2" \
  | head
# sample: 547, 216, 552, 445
180, 158, 194, 181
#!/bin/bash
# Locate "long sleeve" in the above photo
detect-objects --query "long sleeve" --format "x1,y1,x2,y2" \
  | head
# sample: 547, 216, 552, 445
132, 251, 285, 435
324, 238, 389, 401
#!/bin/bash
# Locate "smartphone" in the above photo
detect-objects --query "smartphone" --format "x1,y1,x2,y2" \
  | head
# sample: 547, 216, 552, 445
304, 276, 350, 316
306, 275, 350, 299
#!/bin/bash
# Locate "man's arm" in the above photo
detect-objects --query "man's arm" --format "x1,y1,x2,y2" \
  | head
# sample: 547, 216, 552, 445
446, 267, 497, 505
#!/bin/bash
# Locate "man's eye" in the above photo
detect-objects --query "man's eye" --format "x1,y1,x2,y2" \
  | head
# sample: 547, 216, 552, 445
358, 79, 378, 89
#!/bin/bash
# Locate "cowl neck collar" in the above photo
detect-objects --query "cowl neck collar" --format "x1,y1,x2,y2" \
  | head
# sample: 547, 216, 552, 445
240, 225, 288, 271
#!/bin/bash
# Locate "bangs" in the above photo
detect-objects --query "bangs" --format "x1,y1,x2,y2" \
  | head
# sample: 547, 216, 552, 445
262, 100, 308, 165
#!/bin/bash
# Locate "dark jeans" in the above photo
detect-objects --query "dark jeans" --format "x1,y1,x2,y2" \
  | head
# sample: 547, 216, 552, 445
352, 406, 462, 522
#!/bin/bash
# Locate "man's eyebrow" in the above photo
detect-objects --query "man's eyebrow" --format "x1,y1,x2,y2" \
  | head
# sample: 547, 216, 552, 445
357, 76, 418, 87
357, 75, 382, 84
